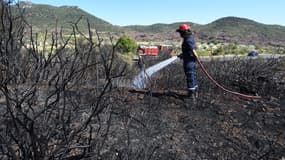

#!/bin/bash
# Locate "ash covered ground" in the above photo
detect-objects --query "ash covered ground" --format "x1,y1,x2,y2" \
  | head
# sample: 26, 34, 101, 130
101, 57, 285, 160
1, 56, 284, 160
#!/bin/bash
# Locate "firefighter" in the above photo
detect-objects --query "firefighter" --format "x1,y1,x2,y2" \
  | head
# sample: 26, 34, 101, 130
176, 23, 198, 96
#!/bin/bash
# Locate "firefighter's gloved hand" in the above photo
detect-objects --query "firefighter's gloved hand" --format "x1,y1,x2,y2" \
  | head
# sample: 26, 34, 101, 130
177, 53, 183, 59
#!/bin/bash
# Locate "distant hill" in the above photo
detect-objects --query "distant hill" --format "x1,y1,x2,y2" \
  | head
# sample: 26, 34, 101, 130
18, 2, 285, 47
123, 23, 204, 43
124, 23, 202, 33
125, 17, 285, 46
197, 17, 285, 46
19, 1, 121, 33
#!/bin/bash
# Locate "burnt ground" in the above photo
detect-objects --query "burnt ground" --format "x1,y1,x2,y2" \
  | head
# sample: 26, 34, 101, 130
1, 56, 284, 160
105, 88, 284, 160
98, 58, 285, 160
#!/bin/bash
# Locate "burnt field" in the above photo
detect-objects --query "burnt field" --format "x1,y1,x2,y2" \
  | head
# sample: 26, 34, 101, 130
105, 57, 285, 159
1, 51, 284, 159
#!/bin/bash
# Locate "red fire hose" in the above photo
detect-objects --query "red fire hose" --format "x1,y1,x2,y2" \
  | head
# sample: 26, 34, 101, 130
194, 55, 262, 99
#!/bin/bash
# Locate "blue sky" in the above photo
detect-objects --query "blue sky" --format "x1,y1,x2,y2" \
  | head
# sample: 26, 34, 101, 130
28, 0, 284, 26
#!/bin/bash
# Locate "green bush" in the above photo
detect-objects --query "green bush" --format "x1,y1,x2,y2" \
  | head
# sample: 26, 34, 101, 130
212, 46, 225, 55
197, 50, 210, 56
116, 34, 137, 55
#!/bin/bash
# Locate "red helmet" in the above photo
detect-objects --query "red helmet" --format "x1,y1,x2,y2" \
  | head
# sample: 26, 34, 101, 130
176, 23, 190, 32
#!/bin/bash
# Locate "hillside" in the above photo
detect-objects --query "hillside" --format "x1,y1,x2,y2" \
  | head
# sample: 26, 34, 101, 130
197, 17, 285, 46
125, 17, 285, 47
124, 22, 202, 33
18, 2, 285, 47
19, 1, 121, 33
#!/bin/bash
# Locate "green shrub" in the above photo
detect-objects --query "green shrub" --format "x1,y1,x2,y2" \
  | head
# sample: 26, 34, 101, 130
116, 34, 137, 55
212, 46, 225, 55
197, 50, 210, 56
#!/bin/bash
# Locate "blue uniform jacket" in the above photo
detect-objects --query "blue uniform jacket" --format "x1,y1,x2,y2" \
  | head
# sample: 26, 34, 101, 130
181, 35, 197, 61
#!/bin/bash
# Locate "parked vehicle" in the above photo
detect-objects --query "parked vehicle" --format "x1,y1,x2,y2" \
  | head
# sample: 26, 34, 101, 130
137, 45, 174, 57
137, 45, 159, 56
248, 50, 259, 56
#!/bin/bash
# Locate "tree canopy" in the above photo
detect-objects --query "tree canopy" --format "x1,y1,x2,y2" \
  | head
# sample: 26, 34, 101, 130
116, 34, 137, 54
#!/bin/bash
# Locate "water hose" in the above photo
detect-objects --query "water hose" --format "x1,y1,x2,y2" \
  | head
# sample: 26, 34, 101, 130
194, 55, 262, 99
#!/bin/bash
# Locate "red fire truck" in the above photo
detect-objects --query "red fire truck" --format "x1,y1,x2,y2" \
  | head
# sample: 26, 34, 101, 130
137, 45, 159, 56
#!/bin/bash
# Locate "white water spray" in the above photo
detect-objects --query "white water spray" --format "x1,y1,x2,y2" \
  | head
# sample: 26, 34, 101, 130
132, 56, 178, 88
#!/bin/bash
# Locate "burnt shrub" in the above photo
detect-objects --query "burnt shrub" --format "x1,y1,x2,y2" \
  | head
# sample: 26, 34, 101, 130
149, 55, 285, 99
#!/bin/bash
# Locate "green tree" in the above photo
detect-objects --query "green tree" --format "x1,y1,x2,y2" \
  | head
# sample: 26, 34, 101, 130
116, 34, 137, 54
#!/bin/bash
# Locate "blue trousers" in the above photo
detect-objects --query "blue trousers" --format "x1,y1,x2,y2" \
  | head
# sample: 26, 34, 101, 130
183, 60, 198, 90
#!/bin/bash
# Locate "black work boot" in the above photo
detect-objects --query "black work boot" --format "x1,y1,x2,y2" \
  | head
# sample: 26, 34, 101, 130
187, 89, 198, 104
